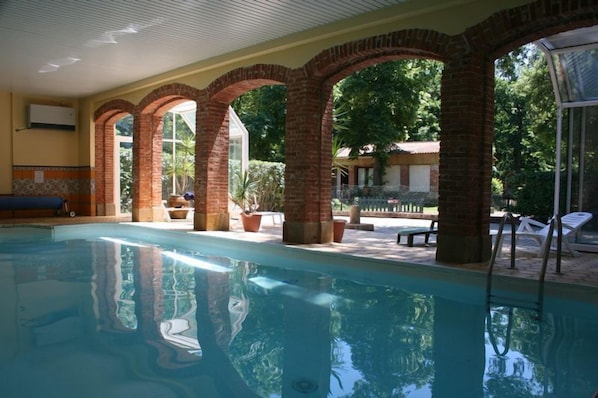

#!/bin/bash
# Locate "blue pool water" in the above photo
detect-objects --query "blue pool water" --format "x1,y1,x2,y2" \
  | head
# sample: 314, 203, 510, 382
0, 224, 596, 398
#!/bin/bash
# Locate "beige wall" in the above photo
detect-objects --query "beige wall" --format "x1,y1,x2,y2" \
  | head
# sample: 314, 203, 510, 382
0, 92, 12, 193
0, 92, 81, 194
11, 94, 80, 167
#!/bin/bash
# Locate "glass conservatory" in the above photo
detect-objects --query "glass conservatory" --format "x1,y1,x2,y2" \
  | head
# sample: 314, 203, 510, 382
164, 101, 249, 200
115, 102, 249, 215
536, 25, 598, 251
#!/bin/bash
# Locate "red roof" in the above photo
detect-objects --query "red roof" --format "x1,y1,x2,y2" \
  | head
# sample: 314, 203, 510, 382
336, 141, 439, 157
391, 141, 439, 154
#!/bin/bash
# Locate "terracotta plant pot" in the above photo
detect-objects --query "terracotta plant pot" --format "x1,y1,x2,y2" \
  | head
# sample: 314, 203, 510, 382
333, 219, 347, 243
241, 212, 262, 232
167, 194, 190, 219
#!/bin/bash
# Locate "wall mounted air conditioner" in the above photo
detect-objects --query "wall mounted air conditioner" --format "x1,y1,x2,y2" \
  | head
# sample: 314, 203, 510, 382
28, 104, 76, 131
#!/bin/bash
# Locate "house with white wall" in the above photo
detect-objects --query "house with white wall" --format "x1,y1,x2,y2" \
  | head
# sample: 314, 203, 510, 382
334, 141, 439, 200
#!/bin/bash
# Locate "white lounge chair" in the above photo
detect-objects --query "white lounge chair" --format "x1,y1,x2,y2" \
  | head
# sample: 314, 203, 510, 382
512, 212, 593, 256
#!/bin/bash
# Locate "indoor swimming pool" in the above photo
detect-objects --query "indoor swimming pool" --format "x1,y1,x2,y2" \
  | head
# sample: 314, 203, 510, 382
0, 224, 596, 398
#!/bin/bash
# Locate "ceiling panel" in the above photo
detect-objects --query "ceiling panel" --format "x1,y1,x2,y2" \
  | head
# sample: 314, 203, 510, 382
0, 0, 408, 97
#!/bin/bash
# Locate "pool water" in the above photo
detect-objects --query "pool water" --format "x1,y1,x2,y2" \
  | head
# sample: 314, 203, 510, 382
0, 224, 596, 398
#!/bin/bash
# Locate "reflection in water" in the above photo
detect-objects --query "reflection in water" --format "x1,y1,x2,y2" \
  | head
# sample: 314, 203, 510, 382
0, 234, 597, 398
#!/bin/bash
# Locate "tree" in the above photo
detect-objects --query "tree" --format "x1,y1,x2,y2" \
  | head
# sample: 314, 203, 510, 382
333, 59, 440, 185
410, 60, 442, 142
493, 45, 557, 215
231, 85, 287, 161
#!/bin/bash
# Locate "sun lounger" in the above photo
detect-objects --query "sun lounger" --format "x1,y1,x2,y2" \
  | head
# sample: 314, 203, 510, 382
396, 220, 437, 247
495, 211, 593, 256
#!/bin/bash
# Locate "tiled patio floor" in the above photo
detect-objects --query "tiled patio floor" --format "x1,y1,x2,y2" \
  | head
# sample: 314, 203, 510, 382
2, 214, 597, 293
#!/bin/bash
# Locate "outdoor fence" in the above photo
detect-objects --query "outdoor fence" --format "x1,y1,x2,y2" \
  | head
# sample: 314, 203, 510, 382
332, 185, 438, 213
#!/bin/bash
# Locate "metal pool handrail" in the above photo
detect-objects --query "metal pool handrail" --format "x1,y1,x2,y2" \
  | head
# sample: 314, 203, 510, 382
486, 212, 564, 321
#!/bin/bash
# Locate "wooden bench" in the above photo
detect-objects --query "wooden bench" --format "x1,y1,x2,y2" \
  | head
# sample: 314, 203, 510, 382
396, 220, 437, 247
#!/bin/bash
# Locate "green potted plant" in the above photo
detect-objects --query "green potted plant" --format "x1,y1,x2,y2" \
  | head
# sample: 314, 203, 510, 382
332, 135, 347, 242
164, 135, 195, 219
230, 169, 262, 232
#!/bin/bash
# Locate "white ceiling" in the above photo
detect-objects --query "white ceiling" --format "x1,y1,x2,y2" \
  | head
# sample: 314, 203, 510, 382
0, 0, 408, 98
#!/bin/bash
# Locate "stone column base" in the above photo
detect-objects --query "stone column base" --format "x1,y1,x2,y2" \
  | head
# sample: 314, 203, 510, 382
132, 207, 153, 222
194, 212, 230, 231
283, 220, 333, 244
96, 203, 116, 217
436, 234, 492, 264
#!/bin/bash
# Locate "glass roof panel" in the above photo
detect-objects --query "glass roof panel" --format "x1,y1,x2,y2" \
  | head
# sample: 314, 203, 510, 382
553, 50, 598, 103
540, 25, 598, 50
537, 25, 598, 106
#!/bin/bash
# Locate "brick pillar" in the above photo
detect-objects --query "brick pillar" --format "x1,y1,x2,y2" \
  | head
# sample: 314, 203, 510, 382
193, 100, 230, 231
94, 122, 115, 216
283, 72, 333, 243
132, 113, 164, 222
437, 46, 493, 264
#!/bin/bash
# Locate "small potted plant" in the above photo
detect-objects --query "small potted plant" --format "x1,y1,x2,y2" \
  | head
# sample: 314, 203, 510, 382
230, 169, 262, 232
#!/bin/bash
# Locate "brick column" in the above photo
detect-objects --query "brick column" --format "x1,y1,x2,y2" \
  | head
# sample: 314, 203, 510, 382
437, 46, 493, 263
193, 100, 230, 231
283, 72, 333, 243
132, 113, 163, 222
94, 123, 115, 216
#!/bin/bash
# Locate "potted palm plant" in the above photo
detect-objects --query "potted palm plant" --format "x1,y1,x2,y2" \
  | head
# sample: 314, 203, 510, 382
230, 169, 262, 232
164, 135, 195, 219
332, 135, 348, 242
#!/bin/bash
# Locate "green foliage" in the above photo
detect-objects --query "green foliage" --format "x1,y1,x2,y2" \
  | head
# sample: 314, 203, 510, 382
410, 60, 442, 141
331, 135, 348, 177
119, 144, 133, 213
230, 160, 285, 212
162, 113, 195, 194
494, 46, 557, 215
491, 177, 503, 195
230, 169, 259, 213
231, 85, 287, 162
512, 170, 554, 220
115, 114, 133, 137
162, 134, 195, 194
334, 61, 417, 157
247, 160, 285, 212
116, 114, 133, 212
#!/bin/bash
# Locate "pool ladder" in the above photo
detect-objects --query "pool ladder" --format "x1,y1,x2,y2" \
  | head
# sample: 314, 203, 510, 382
486, 212, 564, 320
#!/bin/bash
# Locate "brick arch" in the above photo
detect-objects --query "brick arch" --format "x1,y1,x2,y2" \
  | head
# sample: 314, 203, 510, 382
94, 99, 135, 123
434, 0, 598, 264
280, 30, 449, 244
305, 29, 448, 83
138, 83, 202, 114
94, 99, 135, 217
462, 0, 598, 59
127, 83, 202, 222
207, 64, 289, 103
187, 65, 290, 232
